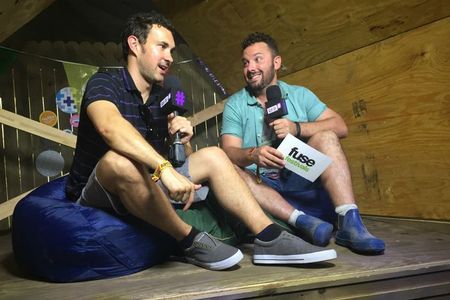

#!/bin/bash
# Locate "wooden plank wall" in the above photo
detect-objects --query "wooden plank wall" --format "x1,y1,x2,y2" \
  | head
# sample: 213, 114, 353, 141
282, 17, 450, 220
155, 0, 450, 220
155, 0, 450, 94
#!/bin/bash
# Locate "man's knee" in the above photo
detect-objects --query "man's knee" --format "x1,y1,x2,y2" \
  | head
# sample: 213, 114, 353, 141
99, 151, 142, 184
196, 146, 230, 167
308, 130, 340, 149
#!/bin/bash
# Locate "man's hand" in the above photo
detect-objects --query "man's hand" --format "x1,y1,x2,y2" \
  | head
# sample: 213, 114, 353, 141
168, 113, 193, 144
269, 118, 297, 139
160, 166, 201, 211
251, 145, 285, 169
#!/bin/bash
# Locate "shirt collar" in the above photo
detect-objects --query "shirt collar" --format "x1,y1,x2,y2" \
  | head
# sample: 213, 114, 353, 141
120, 67, 138, 93
244, 81, 289, 105
120, 67, 163, 104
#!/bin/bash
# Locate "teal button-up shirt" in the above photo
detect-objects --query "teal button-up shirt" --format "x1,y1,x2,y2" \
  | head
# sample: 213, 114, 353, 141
221, 80, 326, 173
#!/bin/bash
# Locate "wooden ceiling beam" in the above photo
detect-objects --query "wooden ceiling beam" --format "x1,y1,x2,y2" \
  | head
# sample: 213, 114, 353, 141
0, 0, 55, 42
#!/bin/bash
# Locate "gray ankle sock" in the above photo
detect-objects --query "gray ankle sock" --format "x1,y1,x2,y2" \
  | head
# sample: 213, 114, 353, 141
288, 209, 304, 226
335, 204, 358, 216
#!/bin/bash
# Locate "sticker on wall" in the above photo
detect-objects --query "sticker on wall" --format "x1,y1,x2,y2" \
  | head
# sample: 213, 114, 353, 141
35, 150, 65, 177
39, 110, 58, 127
56, 87, 80, 114
70, 114, 80, 128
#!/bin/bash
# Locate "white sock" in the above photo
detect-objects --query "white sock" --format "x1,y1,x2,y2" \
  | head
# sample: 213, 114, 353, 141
335, 204, 358, 216
288, 209, 305, 226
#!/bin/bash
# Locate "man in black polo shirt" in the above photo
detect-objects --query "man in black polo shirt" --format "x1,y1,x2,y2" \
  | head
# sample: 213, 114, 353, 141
66, 11, 337, 271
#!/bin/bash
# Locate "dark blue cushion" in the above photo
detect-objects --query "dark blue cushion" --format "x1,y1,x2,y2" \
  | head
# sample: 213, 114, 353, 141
12, 176, 177, 282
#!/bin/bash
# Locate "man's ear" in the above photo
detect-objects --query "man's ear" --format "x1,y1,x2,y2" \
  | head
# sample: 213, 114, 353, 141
127, 35, 140, 57
274, 55, 282, 71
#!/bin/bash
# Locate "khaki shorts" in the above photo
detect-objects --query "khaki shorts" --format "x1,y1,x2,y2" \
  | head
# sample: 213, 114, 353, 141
77, 158, 209, 215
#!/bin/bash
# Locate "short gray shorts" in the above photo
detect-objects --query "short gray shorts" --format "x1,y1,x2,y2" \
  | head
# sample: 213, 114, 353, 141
77, 158, 209, 215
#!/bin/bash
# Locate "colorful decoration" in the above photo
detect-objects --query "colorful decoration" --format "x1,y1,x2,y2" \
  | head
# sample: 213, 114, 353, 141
62, 63, 98, 112
39, 110, 58, 127
70, 114, 80, 128
35, 150, 65, 177
56, 87, 79, 114
175, 91, 185, 106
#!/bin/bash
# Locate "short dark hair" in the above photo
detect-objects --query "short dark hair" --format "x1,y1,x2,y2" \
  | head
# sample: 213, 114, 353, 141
241, 32, 279, 56
121, 11, 174, 61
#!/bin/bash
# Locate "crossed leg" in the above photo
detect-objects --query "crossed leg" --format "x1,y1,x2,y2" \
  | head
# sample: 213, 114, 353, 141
95, 147, 273, 239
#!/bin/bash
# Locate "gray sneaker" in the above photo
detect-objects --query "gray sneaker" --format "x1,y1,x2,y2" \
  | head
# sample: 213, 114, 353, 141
184, 232, 243, 270
253, 231, 337, 264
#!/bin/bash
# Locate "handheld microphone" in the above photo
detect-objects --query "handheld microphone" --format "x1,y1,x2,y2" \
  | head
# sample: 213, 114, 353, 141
265, 85, 288, 119
160, 75, 188, 167
265, 85, 288, 148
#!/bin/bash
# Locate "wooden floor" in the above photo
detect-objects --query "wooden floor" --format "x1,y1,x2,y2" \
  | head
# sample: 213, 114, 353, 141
1, 217, 450, 299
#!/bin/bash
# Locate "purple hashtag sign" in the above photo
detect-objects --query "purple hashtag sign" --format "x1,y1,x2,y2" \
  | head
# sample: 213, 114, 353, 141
175, 91, 185, 107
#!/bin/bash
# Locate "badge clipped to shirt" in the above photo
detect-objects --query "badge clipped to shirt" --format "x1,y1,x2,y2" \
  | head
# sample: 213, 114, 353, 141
277, 134, 332, 182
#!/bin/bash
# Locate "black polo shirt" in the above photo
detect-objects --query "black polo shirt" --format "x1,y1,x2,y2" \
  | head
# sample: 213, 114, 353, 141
66, 67, 168, 201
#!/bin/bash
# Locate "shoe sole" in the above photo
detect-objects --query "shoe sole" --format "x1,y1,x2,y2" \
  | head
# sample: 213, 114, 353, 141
186, 249, 244, 270
335, 238, 385, 254
253, 249, 337, 264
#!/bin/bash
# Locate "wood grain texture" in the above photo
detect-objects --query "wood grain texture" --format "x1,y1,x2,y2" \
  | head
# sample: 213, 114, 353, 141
284, 18, 450, 220
345, 113, 450, 220
0, 0, 55, 42
0, 190, 33, 220
0, 217, 449, 299
0, 109, 76, 148
155, 0, 450, 93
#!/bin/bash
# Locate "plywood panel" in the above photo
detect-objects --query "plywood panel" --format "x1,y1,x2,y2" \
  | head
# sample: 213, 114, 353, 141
0, 0, 55, 42
284, 19, 450, 123
155, 0, 450, 93
345, 112, 450, 220
283, 18, 450, 220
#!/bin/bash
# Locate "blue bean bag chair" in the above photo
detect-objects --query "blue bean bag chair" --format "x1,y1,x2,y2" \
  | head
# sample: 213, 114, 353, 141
12, 176, 177, 282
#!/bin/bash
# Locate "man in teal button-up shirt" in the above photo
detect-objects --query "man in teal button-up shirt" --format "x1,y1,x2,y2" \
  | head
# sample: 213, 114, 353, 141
221, 32, 385, 255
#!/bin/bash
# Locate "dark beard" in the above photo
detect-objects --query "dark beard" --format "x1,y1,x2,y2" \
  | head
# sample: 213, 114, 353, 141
247, 64, 276, 96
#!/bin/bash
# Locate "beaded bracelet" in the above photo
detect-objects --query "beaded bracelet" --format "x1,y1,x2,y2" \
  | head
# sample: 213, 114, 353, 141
151, 160, 173, 182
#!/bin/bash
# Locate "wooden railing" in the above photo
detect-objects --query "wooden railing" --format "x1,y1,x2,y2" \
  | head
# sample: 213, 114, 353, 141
0, 102, 227, 220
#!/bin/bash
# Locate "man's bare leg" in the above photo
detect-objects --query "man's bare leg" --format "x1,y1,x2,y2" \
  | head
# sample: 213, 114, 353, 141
232, 158, 333, 246
308, 131, 385, 254
94, 150, 244, 270
187, 146, 337, 264
307, 130, 355, 207
234, 166, 295, 220
96, 151, 192, 239
187, 147, 272, 234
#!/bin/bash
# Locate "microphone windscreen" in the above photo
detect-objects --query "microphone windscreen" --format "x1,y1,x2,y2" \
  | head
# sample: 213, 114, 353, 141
163, 74, 182, 90
266, 85, 282, 102
160, 74, 187, 114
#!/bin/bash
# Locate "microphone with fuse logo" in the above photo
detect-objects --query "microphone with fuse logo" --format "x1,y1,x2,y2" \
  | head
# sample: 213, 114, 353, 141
265, 85, 288, 148
159, 75, 188, 167
265, 85, 288, 119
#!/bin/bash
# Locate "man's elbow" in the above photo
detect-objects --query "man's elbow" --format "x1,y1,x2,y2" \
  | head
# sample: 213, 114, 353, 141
96, 124, 116, 144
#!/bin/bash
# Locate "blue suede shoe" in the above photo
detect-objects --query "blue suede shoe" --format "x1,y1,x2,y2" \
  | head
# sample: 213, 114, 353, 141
295, 214, 333, 247
335, 209, 385, 254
